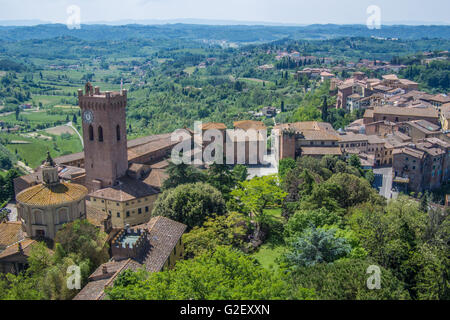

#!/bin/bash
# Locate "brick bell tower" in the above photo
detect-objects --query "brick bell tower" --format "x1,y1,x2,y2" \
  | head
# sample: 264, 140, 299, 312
78, 83, 128, 191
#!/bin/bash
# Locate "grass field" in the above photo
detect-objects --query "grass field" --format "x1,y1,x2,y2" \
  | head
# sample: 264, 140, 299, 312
29, 94, 70, 107
1, 131, 83, 169
252, 244, 286, 271
237, 77, 275, 87
251, 208, 286, 271
184, 66, 197, 75
1, 109, 79, 128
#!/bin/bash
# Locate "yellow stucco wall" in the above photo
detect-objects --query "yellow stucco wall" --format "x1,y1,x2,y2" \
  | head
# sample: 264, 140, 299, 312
89, 194, 158, 228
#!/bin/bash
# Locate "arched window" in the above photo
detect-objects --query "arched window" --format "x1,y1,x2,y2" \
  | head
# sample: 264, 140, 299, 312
33, 210, 44, 225
116, 125, 121, 141
98, 126, 103, 142
89, 125, 94, 141
58, 208, 69, 224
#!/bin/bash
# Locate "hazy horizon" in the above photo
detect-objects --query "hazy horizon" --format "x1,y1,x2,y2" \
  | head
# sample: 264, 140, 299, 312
0, 0, 449, 27
0, 19, 449, 27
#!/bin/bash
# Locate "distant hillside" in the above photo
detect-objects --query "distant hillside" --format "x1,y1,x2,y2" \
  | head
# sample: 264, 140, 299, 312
0, 24, 449, 42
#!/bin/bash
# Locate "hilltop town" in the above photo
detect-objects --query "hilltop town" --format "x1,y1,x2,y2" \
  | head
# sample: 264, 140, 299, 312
0, 24, 449, 301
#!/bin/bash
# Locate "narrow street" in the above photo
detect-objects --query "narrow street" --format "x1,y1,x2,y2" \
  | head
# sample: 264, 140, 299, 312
373, 167, 398, 199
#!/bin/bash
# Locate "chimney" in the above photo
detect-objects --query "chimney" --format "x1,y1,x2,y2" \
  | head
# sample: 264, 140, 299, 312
102, 265, 108, 274
94, 86, 100, 95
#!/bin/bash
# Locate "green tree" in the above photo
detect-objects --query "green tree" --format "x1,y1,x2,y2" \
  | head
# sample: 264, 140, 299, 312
285, 227, 352, 268
53, 219, 109, 270
285, 208, 342, 239
321, 96, 328, 122
182, 212, 249, 258
0, 273, 45, 300
152, 182, 226, 229
278, 158, 296, 180
290, 259, 410, 300
232, 164, 248, 182
205, 162, 236, 199
231, 175, 287, 241
106, 246, 314, 300
162, 161, 205, 190
348, 197, 449, 299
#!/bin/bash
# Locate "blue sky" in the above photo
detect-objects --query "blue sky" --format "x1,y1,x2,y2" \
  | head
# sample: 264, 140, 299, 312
0, 0, 449, 25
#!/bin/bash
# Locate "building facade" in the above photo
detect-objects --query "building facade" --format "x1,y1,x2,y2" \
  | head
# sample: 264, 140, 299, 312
16, 153, 88, 240
78, 83, 129, 192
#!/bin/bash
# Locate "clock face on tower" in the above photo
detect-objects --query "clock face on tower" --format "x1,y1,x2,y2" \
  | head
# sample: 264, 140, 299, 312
83, 110, 94, 124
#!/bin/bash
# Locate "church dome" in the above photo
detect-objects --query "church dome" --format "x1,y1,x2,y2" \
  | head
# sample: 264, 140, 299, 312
16, 182, 88, 207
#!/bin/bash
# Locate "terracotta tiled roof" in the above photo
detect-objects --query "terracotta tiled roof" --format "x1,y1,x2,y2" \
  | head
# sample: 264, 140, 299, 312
302, 130, 340, 141
201, 122, 227, 130
143, 169, 168, 189
363, 109, 374, 118
399, 79, 419, 86
127, 133, 173, 148
73, 259, 142, 300
320, 71, 334, 77
73, 216, 186, 300
393, 147, 424, 159
274, 121, 334, 132
0, 222, 24, 248
132, 216, 187, 273
127, 137, 177, 162
367, 135, 385, 144
338, 133, 369, 142
373, 106, 438, 118
89, 176, 160, 202
382, 74, 399, 81
429, 94, 450, 104
301, 147, 342, 156
233, 120, 266, 131
54, 133, 176, 165
424, 137, 450, 149
150, 160, 170, 169
416, 143, 445, 156
373, 85, 393, 92
86, 206, 108, 229
0, 239, 37, 259
16, 182, 88, 206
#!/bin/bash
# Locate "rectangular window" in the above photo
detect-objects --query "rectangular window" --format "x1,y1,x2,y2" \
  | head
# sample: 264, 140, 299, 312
126, 211, 130, 217
138, 208, 142, 214
117, 212, 120, 218
145, 206, 149, 213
